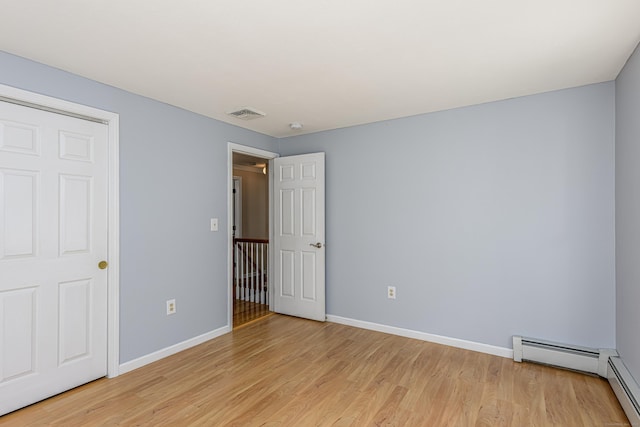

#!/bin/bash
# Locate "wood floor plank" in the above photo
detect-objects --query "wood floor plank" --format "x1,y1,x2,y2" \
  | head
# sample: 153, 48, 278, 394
233, 300, 271, 328
0, 314, 630, 426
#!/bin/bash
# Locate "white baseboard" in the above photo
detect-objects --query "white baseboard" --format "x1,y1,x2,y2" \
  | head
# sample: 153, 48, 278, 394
326, 315, 513, 359
118, 325, 231, 375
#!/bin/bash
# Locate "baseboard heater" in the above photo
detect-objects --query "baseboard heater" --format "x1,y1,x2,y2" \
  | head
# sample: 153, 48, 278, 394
608, 356, 640, 426
514, 336, 640, 426
513, 336, 615, 377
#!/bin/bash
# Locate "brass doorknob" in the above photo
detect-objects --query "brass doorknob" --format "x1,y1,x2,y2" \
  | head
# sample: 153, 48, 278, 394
98, 260, 109, 270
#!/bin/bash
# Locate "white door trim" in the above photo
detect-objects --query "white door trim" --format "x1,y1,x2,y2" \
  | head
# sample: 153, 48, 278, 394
232, 176, 242, 238
0, 83, 121, 378
227, 142, 278, 327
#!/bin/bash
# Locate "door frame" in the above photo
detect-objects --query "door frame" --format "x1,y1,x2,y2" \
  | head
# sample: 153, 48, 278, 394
0, 83, 121, 378
232, 176, 242, 238
227, 142, 278, 327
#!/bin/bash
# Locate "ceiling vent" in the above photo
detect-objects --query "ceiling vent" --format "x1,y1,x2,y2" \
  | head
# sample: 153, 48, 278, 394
227, 107, 266, 121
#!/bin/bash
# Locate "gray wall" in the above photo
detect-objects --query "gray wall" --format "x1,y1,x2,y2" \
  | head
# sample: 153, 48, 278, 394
0, 48, 621, 364
279, 83, 616, 349
616, 42, 640, 382
0, 51, 278, 363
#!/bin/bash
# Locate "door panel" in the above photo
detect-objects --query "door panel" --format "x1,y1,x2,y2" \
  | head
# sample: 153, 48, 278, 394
0, 119, 40, 155
1, 169, 38, 258
0, 287, 36, 381
59, 130, 93, 162
273, 153, 325, 321
301, 188, 316, 235
0, 101, 108, 415
280, 188, 295, 236
58, 278, 92, 364
280, 250, 295, 297
301, 251, 316, 300
59, 174, 92, 254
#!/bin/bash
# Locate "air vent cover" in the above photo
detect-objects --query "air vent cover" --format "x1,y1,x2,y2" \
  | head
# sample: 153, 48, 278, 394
227, 107, 266, 120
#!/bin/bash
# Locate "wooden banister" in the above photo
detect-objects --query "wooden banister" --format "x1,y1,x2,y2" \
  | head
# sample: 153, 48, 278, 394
234, 238, 269, 244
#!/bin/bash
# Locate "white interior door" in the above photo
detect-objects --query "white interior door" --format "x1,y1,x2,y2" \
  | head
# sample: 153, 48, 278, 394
272, 152, 325, 321
0, 101, 108, 415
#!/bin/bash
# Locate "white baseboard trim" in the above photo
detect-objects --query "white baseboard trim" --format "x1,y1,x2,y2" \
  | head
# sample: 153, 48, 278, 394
118, 325, 232, 375
326, 315, 513, 359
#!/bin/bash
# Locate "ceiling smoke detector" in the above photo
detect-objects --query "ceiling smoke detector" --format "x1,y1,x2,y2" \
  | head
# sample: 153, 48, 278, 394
226, 107, 266, 121
289, 122, 303, 130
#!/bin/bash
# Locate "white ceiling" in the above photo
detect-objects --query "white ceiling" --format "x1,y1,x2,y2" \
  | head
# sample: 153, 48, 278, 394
1, 1, 639, 138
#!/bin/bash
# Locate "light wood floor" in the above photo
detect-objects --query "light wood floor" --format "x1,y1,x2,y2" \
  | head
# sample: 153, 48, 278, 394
233, 299, 271, 328
0, 315, 629, 426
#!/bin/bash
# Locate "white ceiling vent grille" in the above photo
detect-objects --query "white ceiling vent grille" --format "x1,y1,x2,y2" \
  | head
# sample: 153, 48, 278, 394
227, 107, 266, 121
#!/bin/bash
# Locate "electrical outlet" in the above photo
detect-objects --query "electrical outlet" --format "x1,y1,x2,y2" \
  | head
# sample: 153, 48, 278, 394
387, 286, 396, 299
166, 299, 176, 315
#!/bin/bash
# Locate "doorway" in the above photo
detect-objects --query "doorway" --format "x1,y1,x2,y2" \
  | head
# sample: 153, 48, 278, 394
229, 145, 277, 328
227, 143, 326, 327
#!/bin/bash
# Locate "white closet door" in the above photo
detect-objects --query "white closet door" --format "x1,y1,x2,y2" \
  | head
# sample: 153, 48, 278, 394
0, 101, 108, 415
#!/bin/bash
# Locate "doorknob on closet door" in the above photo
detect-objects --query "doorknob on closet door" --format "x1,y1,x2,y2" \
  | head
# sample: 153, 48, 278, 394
98, 260, 109, 269
309, 242, 323, 248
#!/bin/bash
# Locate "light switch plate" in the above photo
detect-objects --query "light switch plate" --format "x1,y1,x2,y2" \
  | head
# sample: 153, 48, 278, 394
210, 218, 218, 231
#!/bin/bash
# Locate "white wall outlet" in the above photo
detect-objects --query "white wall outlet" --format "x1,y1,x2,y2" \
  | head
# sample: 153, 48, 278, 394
210, 218, 218, 231
387, 286, 396, 299
166, 299, 176, 315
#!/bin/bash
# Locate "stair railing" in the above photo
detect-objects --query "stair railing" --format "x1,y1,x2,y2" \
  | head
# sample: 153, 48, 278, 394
233, 238, 269, 305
